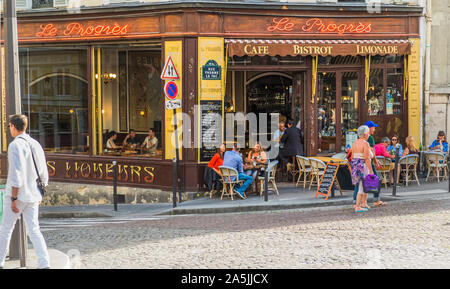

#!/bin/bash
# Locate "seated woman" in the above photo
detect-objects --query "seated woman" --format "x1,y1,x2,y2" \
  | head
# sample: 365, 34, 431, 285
245, 143, 268, 180
429, 131, 448, 153
105, 131, 122, 153
387, 135, 403, 156
204, 144, 225, 196
141, 128, 158, 154
375, 137, 395, 159
396, 136, 419, 184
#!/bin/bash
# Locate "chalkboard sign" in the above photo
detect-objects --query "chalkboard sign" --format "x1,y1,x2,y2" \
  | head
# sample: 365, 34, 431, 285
200, 100, 223, 162
315, 163, 340, 200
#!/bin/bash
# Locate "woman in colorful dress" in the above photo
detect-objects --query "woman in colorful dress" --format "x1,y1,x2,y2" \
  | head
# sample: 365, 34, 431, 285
351, 125, 374, 213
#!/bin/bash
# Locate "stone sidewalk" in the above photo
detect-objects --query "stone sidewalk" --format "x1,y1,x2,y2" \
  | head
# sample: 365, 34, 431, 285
38, 180, 450, 219
3, 249, 70, 269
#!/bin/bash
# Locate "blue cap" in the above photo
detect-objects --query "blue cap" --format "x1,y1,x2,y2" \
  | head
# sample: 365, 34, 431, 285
364, 121, 378, 128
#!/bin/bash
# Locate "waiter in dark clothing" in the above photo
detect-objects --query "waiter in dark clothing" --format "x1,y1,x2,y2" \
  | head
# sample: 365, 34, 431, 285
280, 120, 304, 180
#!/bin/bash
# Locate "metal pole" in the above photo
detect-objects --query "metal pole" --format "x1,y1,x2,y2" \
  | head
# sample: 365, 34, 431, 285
264, 163, 269, 202
19, 216, 27, 268
392, 146, 400, 197
113, 161, 118, 211
4, 0, 26, 265
173, 109, 182, 204
172, 158, 177, 208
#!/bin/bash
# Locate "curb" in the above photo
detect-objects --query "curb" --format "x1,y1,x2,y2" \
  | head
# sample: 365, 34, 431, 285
159, 196, 400, 216
39, 212, 113, 219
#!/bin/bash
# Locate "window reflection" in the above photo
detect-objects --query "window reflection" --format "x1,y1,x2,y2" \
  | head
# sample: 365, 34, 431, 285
20, 47, 89, 154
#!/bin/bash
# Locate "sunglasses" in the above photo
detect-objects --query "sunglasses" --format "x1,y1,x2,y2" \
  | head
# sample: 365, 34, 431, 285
392, 139, 398, 141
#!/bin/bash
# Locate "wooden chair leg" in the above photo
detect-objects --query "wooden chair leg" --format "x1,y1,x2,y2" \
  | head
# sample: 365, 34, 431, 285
296, 171, 303, 187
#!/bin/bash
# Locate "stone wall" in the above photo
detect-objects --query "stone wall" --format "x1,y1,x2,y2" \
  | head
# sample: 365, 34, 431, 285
428, 0, 450, 144
25, 182, 198, 206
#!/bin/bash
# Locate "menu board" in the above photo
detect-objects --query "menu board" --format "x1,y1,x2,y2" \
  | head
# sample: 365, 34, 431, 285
315, 163, 339, 200
200, 100, 223, 162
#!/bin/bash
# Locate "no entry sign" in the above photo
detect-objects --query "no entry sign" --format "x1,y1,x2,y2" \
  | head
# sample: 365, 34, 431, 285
164, 81, 178, 100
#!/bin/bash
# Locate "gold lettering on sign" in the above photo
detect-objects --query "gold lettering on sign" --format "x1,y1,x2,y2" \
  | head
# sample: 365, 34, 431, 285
244, 44, 270, 55
144, 167, 155, 183
118, 164, 129, 182
93, 163, 103, 179
47, 161, 56, 177
130, 166, 141, 183
356, 45, 399, 55
60, 160, 156, 184
293, 45, 333, 55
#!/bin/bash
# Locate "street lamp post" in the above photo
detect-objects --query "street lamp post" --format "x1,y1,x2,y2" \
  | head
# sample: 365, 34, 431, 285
2, 0, 26, 267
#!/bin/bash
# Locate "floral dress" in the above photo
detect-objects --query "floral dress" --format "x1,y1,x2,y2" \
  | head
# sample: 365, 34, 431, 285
350, 153, 371, 186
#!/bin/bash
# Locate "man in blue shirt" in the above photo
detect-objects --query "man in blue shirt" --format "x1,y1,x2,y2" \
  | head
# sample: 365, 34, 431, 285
222, 144, 253, 199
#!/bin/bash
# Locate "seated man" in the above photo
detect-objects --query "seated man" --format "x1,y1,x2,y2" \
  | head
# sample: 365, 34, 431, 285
222, 144, 253, 199
123, 129, 140, 149
141, 128, 158, 154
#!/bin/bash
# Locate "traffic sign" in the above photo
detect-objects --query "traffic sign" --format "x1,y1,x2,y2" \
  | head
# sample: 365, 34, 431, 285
161, 56, 179, 80
164, 81, 179, 100
166, 99, 182, 110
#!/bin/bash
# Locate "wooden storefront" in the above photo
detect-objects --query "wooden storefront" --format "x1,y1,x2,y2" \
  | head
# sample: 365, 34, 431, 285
0, 3, 422, 193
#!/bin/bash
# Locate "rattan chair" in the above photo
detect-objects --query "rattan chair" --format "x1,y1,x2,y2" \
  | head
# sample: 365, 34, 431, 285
376, 156, 393, 189
308, 158, 326, 190
425, 152, 448, 182
259, 161, 279, 196
398, 154, 420, 186
219, 166, 245, 200
295, 155, 312, 188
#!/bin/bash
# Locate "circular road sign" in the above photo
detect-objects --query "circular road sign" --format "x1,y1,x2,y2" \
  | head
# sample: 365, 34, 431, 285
164, 81, 178, 100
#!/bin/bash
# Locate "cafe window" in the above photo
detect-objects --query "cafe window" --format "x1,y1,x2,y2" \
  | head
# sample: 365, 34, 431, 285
367, 55, 404, 116
20, 47, 89, 154
102, 49, 163, 158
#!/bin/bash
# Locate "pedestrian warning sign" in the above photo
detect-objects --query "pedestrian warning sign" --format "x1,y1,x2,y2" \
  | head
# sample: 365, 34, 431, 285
161, 56, 179, 80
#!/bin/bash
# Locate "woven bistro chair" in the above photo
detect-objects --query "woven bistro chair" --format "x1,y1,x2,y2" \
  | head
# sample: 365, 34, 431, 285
425, 152, 448, 182
295, 155, 312, 188
218, 166, 245, 200
308, 158, 326, 190
259, 161, 279, 196
398, 154, 420, 186
376, 156, 393, 189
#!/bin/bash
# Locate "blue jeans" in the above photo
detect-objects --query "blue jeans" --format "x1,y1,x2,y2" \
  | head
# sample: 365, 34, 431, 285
236, 173, 253, 194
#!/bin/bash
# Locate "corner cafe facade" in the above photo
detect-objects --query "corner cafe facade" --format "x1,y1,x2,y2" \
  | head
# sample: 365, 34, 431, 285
0, 2, 422, 193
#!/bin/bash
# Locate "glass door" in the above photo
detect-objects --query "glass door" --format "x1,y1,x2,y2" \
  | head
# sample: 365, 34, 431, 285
341, 71, 360, 151
317, 72, 337, 153
318, 70, 361, 154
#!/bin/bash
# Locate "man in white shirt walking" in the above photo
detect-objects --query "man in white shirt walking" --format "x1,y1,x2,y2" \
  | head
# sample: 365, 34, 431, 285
0, 115, 50, 269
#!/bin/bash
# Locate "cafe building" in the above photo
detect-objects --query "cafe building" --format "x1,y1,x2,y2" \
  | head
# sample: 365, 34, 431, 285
0, 1, 422, 203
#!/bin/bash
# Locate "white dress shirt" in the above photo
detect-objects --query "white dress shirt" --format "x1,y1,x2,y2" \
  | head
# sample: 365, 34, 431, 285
5, 133, 48, 203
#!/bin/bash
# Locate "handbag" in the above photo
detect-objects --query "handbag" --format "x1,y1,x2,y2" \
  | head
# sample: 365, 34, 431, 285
363, 174, 379, 193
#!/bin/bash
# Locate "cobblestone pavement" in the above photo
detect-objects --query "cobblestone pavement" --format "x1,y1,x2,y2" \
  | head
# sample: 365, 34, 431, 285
42, 196, 450, 269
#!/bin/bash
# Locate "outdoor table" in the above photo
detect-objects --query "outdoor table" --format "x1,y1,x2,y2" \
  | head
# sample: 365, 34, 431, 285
243, 164, 264, 194
310, 156, 354, 197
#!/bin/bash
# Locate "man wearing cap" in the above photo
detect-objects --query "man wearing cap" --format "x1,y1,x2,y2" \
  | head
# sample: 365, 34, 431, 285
364, 121, 386, 207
